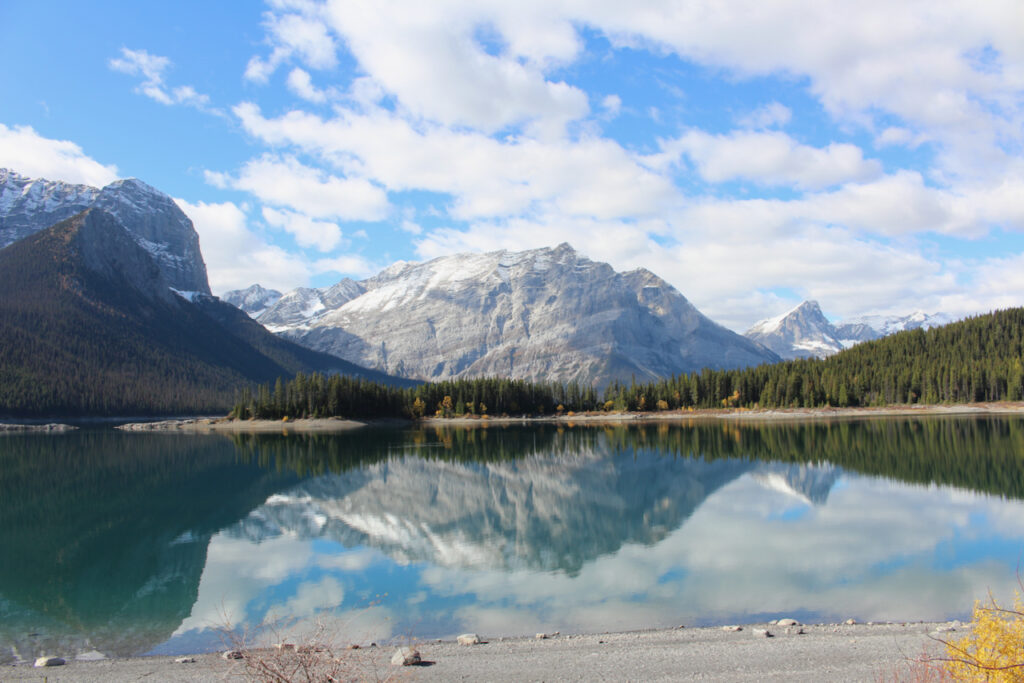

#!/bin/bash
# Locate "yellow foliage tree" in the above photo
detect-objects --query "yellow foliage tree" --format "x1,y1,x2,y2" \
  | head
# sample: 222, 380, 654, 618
944, 591, 1024, 681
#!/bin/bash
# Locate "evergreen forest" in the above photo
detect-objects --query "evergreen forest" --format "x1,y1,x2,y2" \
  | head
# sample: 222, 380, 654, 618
232, 307, 1024, 420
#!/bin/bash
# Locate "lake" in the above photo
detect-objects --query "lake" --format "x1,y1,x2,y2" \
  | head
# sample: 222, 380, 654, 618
2, 415, 1024, 663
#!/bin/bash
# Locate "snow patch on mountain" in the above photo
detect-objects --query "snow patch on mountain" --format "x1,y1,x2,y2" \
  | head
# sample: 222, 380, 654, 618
746, 300, 955, 360
230, 243, 779, 387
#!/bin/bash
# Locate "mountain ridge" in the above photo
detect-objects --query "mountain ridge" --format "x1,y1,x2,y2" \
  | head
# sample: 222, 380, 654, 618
0, 209, 410, 417
0, 168, 210, 294
745, 300, 953, 360
227, 243, 780, 387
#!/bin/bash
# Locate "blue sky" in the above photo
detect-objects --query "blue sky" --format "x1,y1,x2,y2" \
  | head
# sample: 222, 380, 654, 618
2, 1, 1023, 331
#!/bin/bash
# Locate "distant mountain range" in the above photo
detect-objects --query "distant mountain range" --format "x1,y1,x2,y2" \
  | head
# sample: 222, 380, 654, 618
225, 243, 780, 387
744, 300, 953, 360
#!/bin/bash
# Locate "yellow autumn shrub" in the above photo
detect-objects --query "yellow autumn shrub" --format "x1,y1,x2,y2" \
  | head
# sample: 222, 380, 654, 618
944, 591, 1024, 681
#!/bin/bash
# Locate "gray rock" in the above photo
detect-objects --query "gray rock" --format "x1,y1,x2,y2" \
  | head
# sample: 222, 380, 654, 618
222, 649, 245, 660
457, 633, 482, 645
722, 625, 742, 632
535, 633, 549, 640
391, 647, 421, 666
0, 169, 210, 294
845, 618, 857, 625
752, 629, 773, 638
175, 657, 196, 663
776, 618, 800, 627
34, 656, 65, 667
256, 243, 778, 388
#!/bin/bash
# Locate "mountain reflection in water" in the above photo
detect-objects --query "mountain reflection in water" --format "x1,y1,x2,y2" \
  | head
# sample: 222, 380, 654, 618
1, 416, 1023, 663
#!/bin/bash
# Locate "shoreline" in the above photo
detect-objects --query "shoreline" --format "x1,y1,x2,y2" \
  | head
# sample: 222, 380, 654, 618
110, 401, 1024, 432
1, 619, 959, 681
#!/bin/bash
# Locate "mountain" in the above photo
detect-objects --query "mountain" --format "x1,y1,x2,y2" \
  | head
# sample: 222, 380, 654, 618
745, 300, 953, 360
835, 311, 954, 341
0, 209, 408, 417
0, 168, 210, 294
744, 300, 845, 360
237, 243, 778, 387
221, 284, 282, 318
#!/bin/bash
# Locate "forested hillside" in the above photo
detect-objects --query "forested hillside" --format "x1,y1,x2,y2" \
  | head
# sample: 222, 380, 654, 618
0, 210, 409, 417
234, 307, 1024, 419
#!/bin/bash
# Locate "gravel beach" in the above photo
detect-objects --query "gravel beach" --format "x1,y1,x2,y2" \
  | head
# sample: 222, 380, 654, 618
1, 620, 955, 682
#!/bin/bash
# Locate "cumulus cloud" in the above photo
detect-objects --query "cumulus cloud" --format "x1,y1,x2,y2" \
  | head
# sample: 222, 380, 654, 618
174, 198, 311, 293
262, 206, 343, 251
231, 103, 676, 221
207, 154, 389, 221
109, 48, 219, 114
661, 129, 883, 190
0, 124, 118, 187
244, 3, 337, 82
286, 68, 329, 103
319, 0, 589, 135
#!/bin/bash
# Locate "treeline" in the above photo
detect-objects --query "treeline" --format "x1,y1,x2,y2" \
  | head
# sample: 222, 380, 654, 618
233, 307, 1024, 420
231, 374, 601, 420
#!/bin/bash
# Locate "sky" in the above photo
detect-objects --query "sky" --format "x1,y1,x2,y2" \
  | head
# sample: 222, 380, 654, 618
1, 1, 1023, 332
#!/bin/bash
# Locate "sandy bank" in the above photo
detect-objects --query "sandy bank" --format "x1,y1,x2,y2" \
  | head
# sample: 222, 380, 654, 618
115, 401, 1024, 432
115, 416, 383, 433
0, 620, 958, 682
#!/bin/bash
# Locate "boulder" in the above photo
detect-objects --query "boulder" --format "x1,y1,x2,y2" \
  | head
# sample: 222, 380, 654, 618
391, 647, 421, 666
776, 618, 800, 627
457, 633, 482, 645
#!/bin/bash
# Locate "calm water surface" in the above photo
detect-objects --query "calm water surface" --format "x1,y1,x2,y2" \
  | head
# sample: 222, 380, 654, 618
2, 416, 1024, 662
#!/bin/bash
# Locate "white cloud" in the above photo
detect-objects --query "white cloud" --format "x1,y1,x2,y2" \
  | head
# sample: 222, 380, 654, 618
737, 102, 792, 129
108, 47, 219, 114
174, 198, 311, 293
262, 206, 343, 251
232, 103, 676, 221
286, 68, 328, 103
321, 0, 588, 135
0, 124, 118, 187
208, 154, 389, 221
601, 94, 622, 118
662, 129, 882, 190
245, 4, 338, 82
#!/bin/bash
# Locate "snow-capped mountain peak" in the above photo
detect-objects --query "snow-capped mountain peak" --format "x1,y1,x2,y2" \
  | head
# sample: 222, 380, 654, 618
230, 243, 779, 387
746, 299, 955, 360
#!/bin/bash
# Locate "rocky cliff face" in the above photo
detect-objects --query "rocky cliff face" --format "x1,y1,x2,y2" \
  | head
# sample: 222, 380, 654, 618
242, 243, 777, 386
0, 168, 210, 294
221, 284, 282, 317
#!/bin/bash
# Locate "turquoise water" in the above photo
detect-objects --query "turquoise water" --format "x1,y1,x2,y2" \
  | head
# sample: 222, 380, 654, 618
2, 416, 1024, 662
